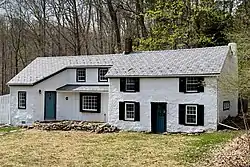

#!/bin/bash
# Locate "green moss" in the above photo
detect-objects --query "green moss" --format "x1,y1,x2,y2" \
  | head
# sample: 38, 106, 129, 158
0, 126, 20, 132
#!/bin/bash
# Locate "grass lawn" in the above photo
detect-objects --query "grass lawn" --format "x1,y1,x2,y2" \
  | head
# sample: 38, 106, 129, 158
0, 130, 240, 167
0, 126, 20, 133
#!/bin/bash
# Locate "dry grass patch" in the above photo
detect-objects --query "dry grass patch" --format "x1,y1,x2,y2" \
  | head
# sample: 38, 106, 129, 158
0, 130, 187, 167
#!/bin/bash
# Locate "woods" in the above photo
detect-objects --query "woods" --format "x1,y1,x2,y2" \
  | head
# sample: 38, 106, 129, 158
0, 0, 249, 95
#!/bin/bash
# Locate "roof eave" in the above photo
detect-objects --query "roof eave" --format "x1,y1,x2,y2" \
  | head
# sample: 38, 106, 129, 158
106, 73, 220, 78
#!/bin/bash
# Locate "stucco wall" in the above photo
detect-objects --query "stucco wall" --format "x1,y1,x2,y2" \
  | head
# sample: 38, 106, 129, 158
0, 94, 10, 124
108, 77, 218, 133
218, 47, 238, 122
9, 68, 109, 125
57, 92, 108, 122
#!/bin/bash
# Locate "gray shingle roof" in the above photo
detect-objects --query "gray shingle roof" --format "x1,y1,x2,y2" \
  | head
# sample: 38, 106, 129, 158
8, 45, 230, 85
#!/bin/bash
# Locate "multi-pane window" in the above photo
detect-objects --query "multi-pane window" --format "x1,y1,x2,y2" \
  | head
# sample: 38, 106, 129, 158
125, 78, 136, 91
186, 77, 199, 92
98, 68, 108, 82
18, 91, 26, 109
82, 95, 98, 112
76, 69, 86, 82
185, 105, 197, 125
125, 103, 135, 121
223, 101, 230, 111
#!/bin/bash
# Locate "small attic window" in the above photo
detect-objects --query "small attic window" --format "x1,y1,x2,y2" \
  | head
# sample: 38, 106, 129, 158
98, 68, 108, 82
76, 69, 86, 82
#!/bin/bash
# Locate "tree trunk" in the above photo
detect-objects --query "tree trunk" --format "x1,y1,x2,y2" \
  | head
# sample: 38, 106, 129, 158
106, 0, 121, 53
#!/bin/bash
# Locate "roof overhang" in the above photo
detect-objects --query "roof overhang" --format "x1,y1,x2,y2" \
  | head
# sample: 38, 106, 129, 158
56, 84, 109, 93
105, 73, 220, 78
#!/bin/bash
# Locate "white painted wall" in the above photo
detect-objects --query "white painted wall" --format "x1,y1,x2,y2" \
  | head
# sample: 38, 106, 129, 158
218, 45, 238, 122
9, 68, 109, 125
57, 92, 108, 122
0, 94, 10, 124
108, 77, 218, 133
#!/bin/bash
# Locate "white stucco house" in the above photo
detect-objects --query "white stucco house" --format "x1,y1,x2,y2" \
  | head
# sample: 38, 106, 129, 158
5, 43, 238, 133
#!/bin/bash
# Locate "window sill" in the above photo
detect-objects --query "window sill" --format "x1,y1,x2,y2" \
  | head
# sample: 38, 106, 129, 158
80, 110, 100, 113
182, 123, 201, 126
18, 107, 26, 110
123, 119, 136, 122
98, 80, 108, 82
123, 90, 137, 93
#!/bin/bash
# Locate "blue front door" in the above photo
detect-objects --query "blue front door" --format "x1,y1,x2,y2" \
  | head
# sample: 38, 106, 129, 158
151, 103, 167, 133
44, 91, 56, 120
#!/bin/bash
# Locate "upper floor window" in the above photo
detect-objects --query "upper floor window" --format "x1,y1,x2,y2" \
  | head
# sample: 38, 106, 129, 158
186, 77, 199, 92
120, 78, 140, 92
18, 91, 26, 109
179, 77, 204, 93
76, 69, 86, 82
98, 68, 108, 82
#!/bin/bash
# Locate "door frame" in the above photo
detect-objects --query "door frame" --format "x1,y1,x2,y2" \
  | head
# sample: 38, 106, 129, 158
151, 102, 167, 133
44, 91, 57, 120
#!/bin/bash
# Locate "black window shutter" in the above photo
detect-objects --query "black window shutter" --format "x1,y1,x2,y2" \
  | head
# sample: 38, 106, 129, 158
135, 78, 140, 92
179, 78, 186, 92
134, 102, 140, 121
120, 78, 126, 92
119, 102, 125, 120
97, 94, 101, 113
198, 77, 204, 92
179, 104, 186, 125
197, 105, 204, 126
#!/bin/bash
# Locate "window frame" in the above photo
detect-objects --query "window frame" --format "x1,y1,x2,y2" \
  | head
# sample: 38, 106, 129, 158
80, 93, 101, 113
223, 101, 230, 111
186, 77, 199, 93
125, 78, 136, 92
124, 102, 135, 121
98, 68, 109, 82
18, 91, 26, 109
76, 68, 86, 82
185, 105, 198, 125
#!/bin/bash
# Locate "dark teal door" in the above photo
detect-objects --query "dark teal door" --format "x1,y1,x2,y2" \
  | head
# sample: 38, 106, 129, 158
151, 103, 167, 133
44, 91, 56, 120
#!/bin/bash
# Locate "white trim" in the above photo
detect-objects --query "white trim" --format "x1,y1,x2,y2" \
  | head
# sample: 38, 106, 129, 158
125, 102, 135, 121
81, 95, 98, 112
185, 105, 198, 125
186, 77, 199, 93
77, 69, 86, 82
125, 78, 136, 91
99, 68, 108, 82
